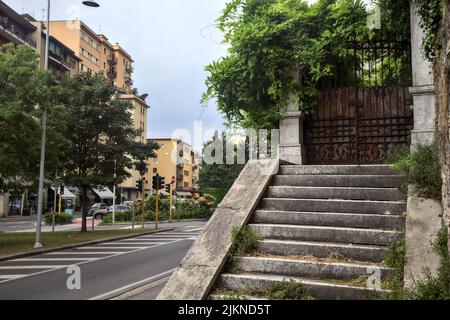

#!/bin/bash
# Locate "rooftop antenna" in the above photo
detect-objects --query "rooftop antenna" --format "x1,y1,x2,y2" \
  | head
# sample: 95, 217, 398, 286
21, 0, 24, 13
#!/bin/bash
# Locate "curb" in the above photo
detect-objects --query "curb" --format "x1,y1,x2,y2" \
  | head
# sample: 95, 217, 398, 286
100, 218, 208, 226
0, 228, 174, 263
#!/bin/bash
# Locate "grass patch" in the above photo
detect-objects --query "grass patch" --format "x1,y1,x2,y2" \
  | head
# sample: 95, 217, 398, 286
386, 143, 442, 200
266, 279, 312, 300
383, 240, 406, 300
0, 229, 150, 257
225, 226, 261, 273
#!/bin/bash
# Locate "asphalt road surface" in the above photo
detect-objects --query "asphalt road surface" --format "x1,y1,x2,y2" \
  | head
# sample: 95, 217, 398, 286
0, 222, 205, 300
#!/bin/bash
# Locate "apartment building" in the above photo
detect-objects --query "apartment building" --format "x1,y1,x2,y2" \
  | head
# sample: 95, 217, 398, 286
118, 93, 149, 200
0, 1, 36, 49
23, 16, 81, 81
46, 19, 147, 201
146, 139, 202, 197
47, 20, 134, 92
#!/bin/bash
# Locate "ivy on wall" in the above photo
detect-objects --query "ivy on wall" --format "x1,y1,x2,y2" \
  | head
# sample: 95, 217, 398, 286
414, 0, 445, 61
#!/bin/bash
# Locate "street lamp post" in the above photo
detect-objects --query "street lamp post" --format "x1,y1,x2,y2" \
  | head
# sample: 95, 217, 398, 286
112, 158, 117, 223
34, 0, 100, 248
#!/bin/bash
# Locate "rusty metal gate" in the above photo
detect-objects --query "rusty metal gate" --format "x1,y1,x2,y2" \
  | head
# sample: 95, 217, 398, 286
304, 39, 414, 164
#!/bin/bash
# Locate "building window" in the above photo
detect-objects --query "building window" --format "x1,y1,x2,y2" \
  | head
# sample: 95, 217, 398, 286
153, 168, 157, 174
184, 182, 189, 189
184, 170, 189, 176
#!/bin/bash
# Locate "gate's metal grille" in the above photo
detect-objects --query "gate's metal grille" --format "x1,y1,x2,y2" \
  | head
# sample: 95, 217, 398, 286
304, 38, 414, 164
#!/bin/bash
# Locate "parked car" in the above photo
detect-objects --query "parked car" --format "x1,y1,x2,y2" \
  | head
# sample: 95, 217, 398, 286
122, 201, 134, 208
88, 203, 108, 220
107, 205, 129, 213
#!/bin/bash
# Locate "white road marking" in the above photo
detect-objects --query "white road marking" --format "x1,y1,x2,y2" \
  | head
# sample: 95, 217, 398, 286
43, 252, 121, 256
0, 266, 67, 270
14, 258, 96, 262
89, 268, 177, 300
182, 228, 203, 232
0, 275, 26, 280
77, 246, 148, 250
105, 242, 164, 246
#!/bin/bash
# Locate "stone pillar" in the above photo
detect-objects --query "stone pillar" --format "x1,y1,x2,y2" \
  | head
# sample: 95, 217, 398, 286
0, 194, 9, 218
409, 1, 436, 149
279, 94, 305, 164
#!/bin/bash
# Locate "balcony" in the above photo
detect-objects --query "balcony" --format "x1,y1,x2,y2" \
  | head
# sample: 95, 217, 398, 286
107, 68, 117, 79
107, 54, 117, 65
0, 17, 36, 48
124, 76, 134, 86
126, 64, 134, 73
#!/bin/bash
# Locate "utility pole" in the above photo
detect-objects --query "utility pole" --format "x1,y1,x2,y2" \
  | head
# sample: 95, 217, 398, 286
112, 158, 117, 223
141, 178, 145, 230
34, 0, 50, 249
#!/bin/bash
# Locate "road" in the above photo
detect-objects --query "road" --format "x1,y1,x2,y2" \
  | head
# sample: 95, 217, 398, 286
0, 221, 205, 300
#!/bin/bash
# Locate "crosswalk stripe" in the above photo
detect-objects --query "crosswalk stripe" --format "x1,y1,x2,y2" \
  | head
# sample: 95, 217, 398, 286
0, 275, 26, 280
182, 228, 203, 232
43, 252, 120, 256
106, 242, 165, 246
14, 258, 96, 262
77, 246, 147, 250
0, 266, 66, 270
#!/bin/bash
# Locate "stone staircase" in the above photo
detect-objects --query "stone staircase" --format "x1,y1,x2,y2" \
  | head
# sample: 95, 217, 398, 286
210, 165, 407, 300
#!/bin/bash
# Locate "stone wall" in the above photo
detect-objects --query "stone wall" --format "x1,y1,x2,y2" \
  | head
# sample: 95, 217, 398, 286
432, 2, 450, 243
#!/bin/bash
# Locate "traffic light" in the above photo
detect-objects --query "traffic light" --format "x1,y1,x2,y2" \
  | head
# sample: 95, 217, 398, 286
135, 179, 143, 191
152, 174, 159, 190
60, 184, 65, 195
137, 161, 146, 177
159, 176, 165, 190
165, 183, 171, 193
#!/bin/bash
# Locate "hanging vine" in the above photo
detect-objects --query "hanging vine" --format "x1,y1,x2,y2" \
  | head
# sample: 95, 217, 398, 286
202, 0, 411, 129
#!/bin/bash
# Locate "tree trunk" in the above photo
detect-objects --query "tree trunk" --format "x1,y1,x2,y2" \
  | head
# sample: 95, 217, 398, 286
81, 185, 89, 232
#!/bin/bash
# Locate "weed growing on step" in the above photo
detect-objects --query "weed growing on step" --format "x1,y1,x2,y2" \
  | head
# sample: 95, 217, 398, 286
225, 226, 261, 273
266, 279, 312, 300
386, 143, 442, 200
405, 228, 450, 300
383, 240, 406, 300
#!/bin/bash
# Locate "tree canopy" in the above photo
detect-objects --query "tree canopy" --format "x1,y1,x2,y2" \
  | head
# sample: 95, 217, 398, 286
59, 72, 159, 231
0, 44, 65, 193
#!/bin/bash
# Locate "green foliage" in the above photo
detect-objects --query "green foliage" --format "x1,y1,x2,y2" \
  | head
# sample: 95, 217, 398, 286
387, 143, 442, 200
203, 187, 229, 205
0, 44, 64, 193
102, 197, 216, 224
384, 240, 406, 300
202, 0, 411, 129
58, 72, 159, 231
225, 226, 261, 272
44, 213, 73, 225
267, 279, 312, 300
405, 228, 450, 300
414, 0, 445, 61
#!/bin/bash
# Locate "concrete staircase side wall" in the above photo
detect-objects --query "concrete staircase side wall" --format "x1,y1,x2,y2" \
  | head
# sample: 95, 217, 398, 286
156, 159, 279, 300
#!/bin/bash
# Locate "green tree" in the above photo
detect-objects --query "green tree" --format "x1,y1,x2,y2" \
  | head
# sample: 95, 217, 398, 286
59, 73, 159, 232
199, 132, 247, 202
0, 44, 65, 193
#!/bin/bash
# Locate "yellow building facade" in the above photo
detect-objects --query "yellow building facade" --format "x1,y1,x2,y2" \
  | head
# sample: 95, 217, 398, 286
147, 139, 202, 197
48, 19, 147, 201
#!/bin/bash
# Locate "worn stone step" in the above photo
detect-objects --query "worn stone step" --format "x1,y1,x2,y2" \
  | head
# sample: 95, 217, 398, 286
217, 273, 389, 300
280, 165, 399, 176
235, 256, 391, 280
260, 198, 406, 215
273, 175, 404, 188
267, 186, 405, 201
258, 239, 387, 263
249, 223, 404, 246
253, 210, 406, 230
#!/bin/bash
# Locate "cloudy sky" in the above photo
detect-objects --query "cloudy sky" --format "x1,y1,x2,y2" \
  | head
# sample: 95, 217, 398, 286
5, 0, 231, 150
